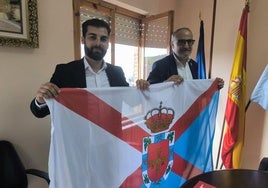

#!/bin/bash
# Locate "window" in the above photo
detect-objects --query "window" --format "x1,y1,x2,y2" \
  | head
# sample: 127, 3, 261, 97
73, 0, 173, 85
142, 12, 174, 79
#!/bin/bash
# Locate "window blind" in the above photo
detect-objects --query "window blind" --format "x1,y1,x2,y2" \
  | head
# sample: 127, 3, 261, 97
115, 13, 140, 46
143, 16, 169, 48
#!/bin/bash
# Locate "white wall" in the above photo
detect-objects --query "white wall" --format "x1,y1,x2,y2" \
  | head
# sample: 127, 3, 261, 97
174, 0, 214, 66
0, 0, 74, 187
118, 0, 176, 15
239, 0, 268, 168
212, 0, 268, 169
0, 0, 268, 187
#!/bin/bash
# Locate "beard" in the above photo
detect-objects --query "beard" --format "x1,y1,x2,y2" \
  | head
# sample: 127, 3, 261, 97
178, 48, 192, 59
84, 45, 107, 61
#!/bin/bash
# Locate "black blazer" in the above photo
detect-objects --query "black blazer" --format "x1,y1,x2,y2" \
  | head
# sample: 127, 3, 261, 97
30, 59, 129, 118
147, 54, 198, 84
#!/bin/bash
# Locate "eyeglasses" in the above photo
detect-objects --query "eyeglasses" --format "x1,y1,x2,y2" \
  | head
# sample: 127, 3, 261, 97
176, 39, 195, 46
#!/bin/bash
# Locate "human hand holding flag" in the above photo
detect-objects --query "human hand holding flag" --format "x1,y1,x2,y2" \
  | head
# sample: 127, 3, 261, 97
46, 80, 220, 188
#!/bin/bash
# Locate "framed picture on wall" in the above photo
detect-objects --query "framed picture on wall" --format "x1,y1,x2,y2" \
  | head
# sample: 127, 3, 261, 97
0, 0, 38, 48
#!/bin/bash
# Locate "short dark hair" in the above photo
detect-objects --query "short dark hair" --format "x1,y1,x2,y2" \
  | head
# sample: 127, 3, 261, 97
82, 18, 111, 37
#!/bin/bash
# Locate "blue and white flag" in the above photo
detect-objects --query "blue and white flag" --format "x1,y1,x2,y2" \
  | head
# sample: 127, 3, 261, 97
46, 79, 220, 188
250, 65, 268, 110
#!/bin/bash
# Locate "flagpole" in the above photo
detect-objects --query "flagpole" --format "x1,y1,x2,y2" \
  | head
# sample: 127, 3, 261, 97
208, 0, 217, 79
216, 98, 250, 170
216, 118, 225, 169
212, 0, 223, 169
217, 1, 250, 170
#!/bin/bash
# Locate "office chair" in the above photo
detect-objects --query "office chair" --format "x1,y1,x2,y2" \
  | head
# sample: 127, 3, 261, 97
258, 157, 268, 171
0, 140, 50, 188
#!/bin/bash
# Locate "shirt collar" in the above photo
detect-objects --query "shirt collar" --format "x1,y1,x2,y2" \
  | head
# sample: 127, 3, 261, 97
173, 52, 190, 67
83, 57, 107, 73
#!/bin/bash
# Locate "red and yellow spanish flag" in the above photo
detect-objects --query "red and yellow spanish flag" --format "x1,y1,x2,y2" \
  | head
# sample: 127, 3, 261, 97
221, 4, 249, 169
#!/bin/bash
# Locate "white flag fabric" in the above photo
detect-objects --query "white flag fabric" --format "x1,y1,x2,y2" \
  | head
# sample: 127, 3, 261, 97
46, 79, 220, 188
250, 65, 268, 110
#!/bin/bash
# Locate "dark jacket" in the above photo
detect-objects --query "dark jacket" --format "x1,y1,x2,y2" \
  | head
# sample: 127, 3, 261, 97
30, 59, 129, 118
147, 54, 198, 84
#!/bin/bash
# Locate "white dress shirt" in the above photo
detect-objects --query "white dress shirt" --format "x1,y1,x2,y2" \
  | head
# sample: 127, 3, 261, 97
83, 57, 110, 88
173, 53, 193, 80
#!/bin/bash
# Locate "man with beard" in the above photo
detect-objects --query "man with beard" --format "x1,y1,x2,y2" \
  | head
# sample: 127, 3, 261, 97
30, 19, 129, 118
136, 27, 224, 90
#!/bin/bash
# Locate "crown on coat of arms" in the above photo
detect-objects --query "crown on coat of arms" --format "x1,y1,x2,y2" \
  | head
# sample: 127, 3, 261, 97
144, 102, 174, 133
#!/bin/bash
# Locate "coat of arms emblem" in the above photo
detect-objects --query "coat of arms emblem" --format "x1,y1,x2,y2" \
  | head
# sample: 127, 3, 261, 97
142, 102, 175, 187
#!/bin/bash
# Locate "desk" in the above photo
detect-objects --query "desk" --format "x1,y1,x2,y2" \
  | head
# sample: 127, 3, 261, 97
181, 169, 268, 188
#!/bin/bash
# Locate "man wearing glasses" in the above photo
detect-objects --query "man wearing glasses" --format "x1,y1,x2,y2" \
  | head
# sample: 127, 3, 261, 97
147, 27, 197, 84
136, 28, 224, 90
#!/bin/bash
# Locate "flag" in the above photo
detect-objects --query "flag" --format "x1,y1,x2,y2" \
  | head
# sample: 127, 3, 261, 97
46, 79, 220, 188
196, 20, 207, 79
250, 65, 268, 110
221, 4, 249, 169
